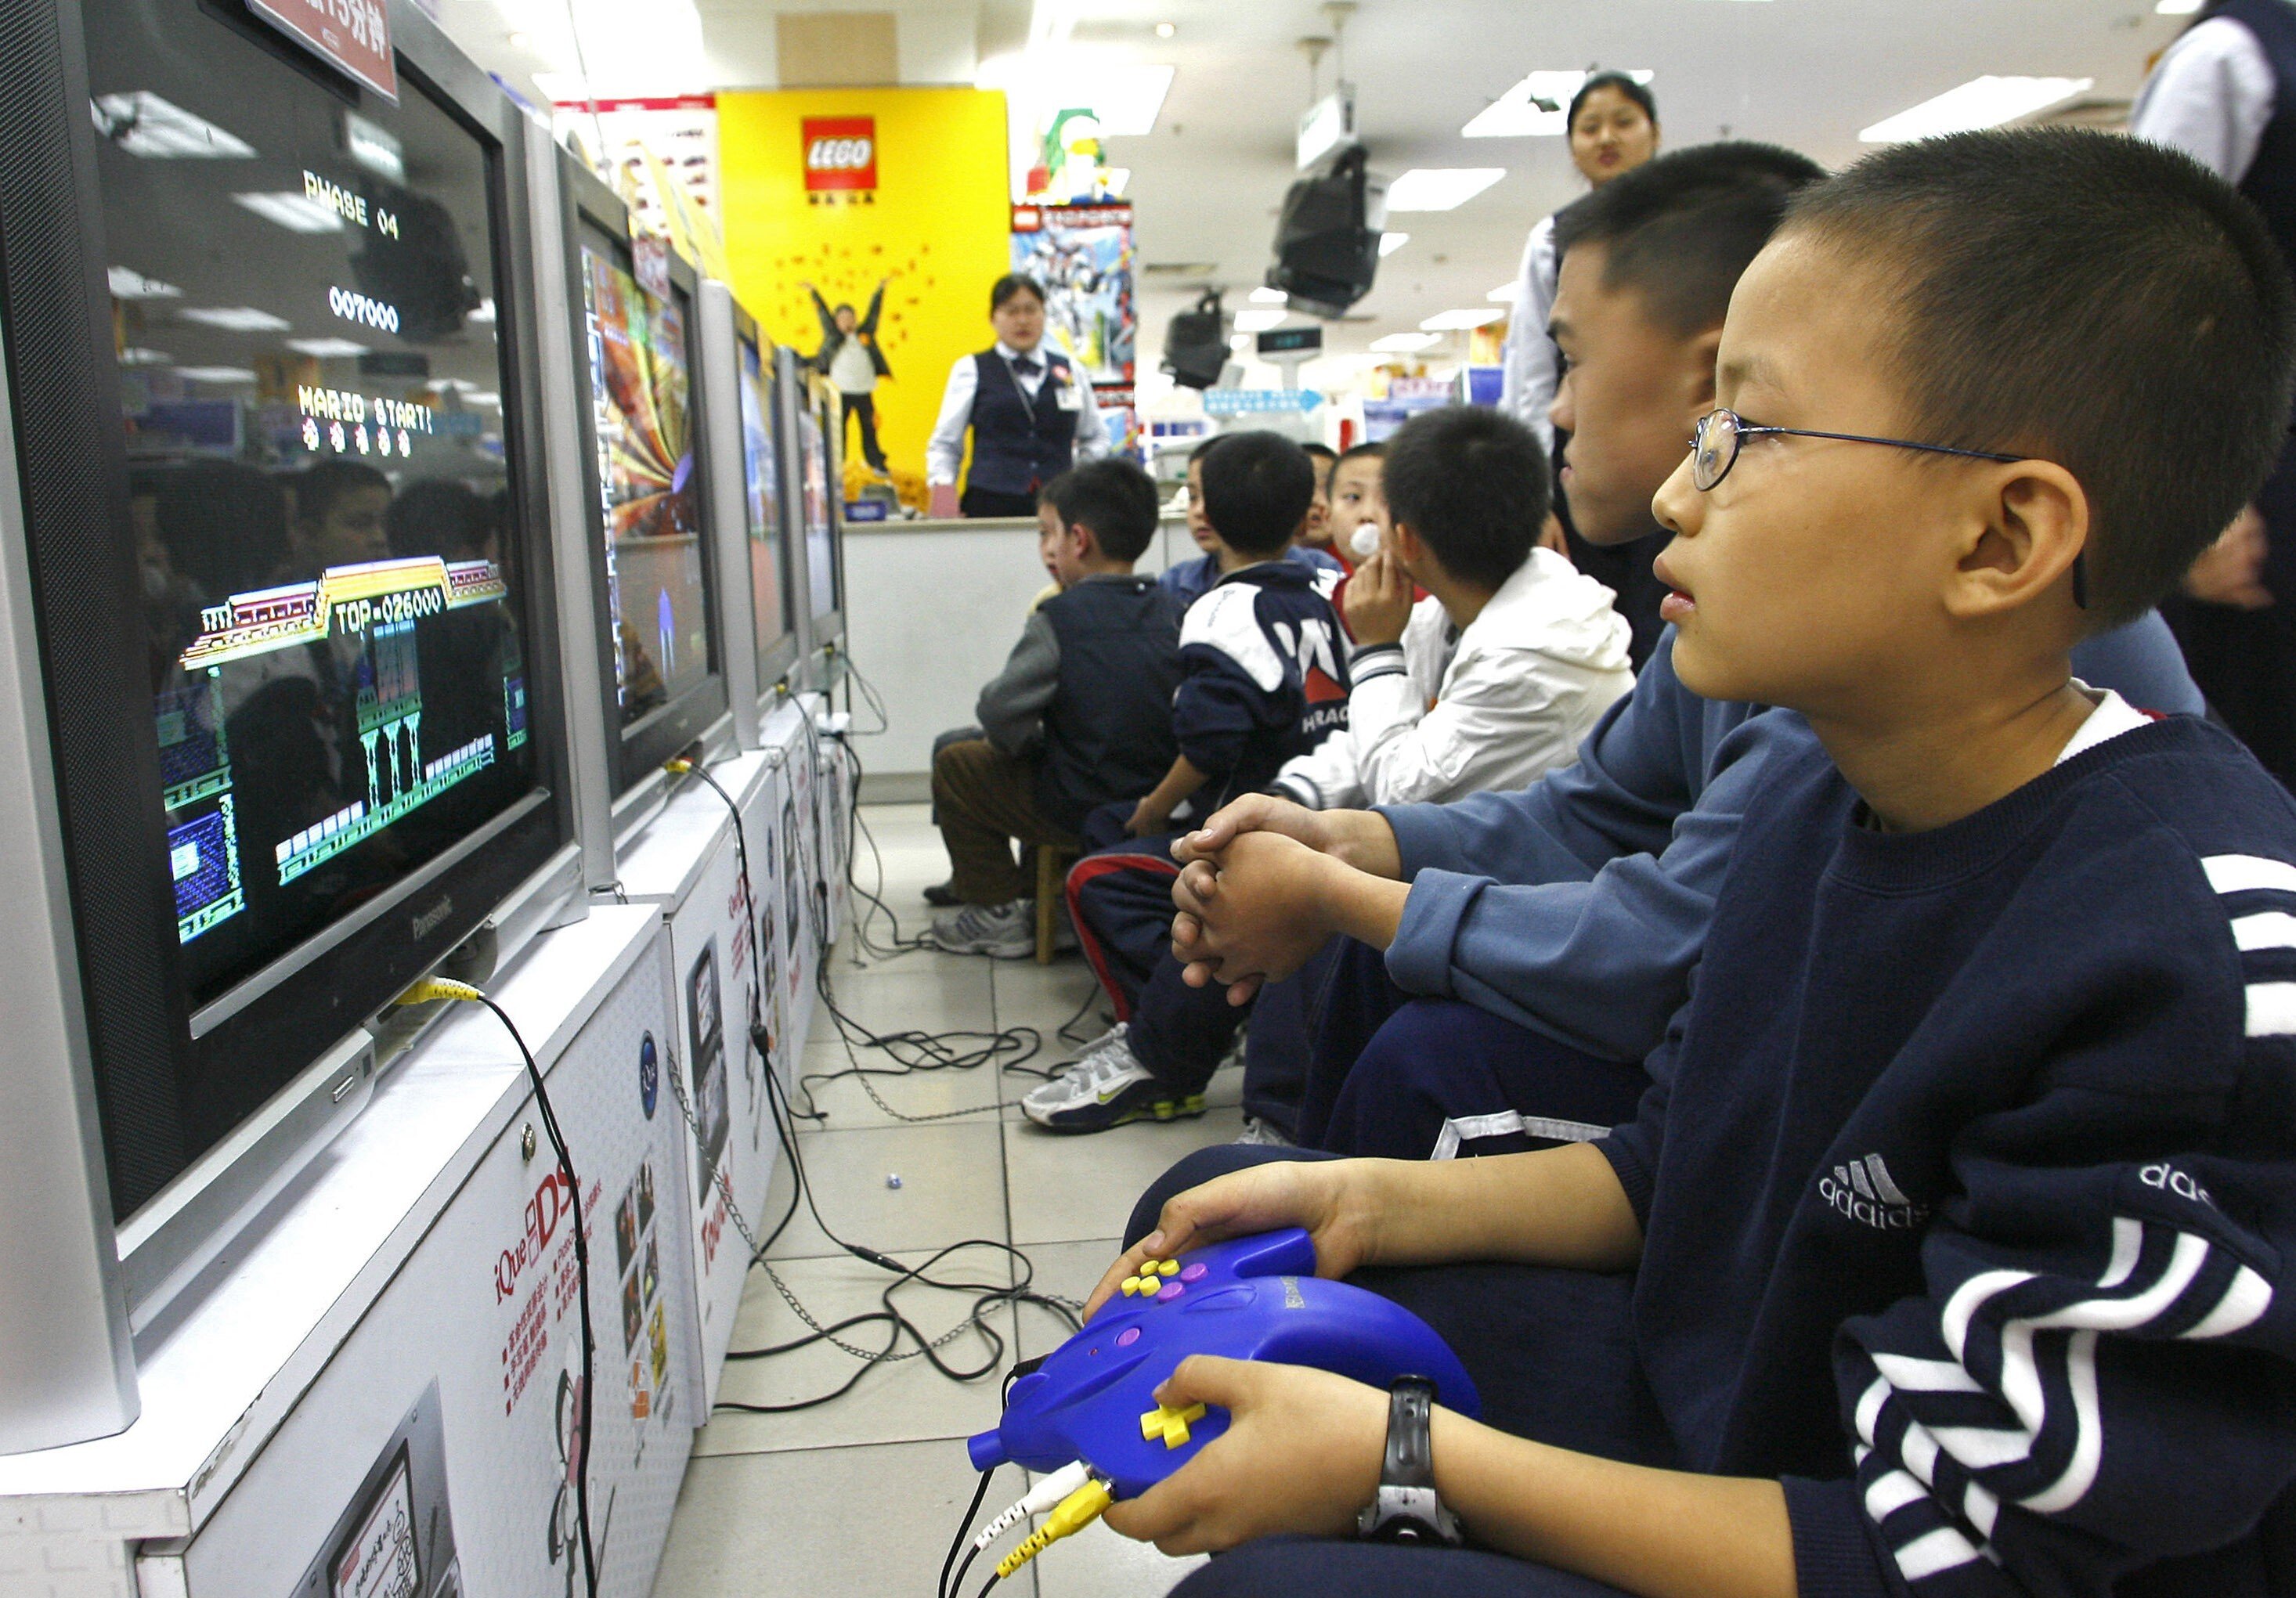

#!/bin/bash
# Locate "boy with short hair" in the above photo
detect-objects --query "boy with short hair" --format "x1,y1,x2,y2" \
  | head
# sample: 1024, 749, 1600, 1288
1327, 440, 1388, 568
1028, 431, 1348, 1129
1162, 441, 1342, 608
925, 457, 1182, 958
1298, 441, 1339, 561
1097, 128, 2296, 1598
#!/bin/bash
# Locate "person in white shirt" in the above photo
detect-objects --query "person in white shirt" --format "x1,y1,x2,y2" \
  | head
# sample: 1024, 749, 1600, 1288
2132, 0, 2296, 784
1498, 73, 1660, 453
805, 278, 891, 474
925, 274, 1108, 519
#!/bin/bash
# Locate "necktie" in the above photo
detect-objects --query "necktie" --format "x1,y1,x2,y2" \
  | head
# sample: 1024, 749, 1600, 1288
1013, 355, 1042, 376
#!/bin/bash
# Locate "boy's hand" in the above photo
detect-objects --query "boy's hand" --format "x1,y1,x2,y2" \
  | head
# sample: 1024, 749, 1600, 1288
1343, 550, 1414, 646
1100, 1358, 1386, 1554
2184, 504, 2273, 610
1168, 831, 1342, 989
1171, 795, 1403, 878
1085, 1156, 1378, 1317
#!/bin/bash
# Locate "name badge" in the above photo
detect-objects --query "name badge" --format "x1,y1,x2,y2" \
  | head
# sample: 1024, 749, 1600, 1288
1056, 381, 1083, 413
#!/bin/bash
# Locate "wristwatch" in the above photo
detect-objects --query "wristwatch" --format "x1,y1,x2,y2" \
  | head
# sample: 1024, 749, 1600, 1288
1356, 1376, 1465, 1546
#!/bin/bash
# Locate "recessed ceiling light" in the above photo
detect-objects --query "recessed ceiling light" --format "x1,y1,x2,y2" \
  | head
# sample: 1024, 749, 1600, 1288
1234, 308, 1287, 333
1249, 287, 1289, 305
286, 337, 369, 359
1384, 168, 1507, 212
109, 266, 182, 300
117, 348, 172, 366
179, 305, 291, 333
1370, 333, 1441, 353
1421, 308, 1506, 331
173, 366, 258, 384
1464, 70, 1655, 139
1155, 20, 1175, 37
232, 190, 345, 233
90, 92, 255, 159
1859, 76, 2095, 142
1487, 282, 1519, 302
1378, 232, 1410, 257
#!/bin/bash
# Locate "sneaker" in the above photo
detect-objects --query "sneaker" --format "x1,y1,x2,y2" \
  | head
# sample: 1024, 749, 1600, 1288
1022, 1027, 1206, 1134
923, 880, 961, 907
926, 898, 1034, 958
1234, 1115, 1294, 1148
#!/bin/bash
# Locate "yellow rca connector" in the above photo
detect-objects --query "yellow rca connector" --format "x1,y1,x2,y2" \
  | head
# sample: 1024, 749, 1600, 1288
663, 756, 695, 777
394, 977, 485, 1006
994, 1477, 1114, 1579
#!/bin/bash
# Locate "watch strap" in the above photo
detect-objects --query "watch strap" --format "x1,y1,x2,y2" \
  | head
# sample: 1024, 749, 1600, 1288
1356, 1376, 1464, 1546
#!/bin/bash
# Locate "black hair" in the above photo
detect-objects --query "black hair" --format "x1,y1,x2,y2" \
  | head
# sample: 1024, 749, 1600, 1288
990, 273, 1047, 313
150, 460, 288, 597
834, 302, 856, 319
1381, 406, 1547, 591
1302, 442, 1338, 464
289, 459, 391, 528
1785, 126, 2296, 627
1042, 457, 1162, 563
1567, 71, 1658, 135
1197, 431, 1316, 557
386, 478, 494, 561
1554, 141, 1825, 338
1335, 440, 1386, 471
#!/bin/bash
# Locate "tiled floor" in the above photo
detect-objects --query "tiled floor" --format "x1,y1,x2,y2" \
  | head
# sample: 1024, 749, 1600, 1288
653, 804, 1233, 1598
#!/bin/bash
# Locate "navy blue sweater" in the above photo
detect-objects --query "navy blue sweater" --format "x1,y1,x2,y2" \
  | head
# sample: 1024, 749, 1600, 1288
1601, 714, 2296, 1597
1173, 562, 1350, 813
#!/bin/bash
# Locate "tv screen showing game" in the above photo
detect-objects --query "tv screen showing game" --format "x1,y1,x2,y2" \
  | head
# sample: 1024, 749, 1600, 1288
796, 392, 841, 629
739, 331, 794, 682
579, 232, 710, 727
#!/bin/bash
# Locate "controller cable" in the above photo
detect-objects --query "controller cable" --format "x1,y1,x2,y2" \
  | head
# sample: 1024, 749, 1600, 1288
659, 752, 1085, 1417
393, 979, 597, 1598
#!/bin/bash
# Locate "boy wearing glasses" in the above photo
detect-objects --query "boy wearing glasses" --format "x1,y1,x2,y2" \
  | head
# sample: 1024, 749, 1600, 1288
1167, 143, 2202, 1164
1086, 129, 2296, 1598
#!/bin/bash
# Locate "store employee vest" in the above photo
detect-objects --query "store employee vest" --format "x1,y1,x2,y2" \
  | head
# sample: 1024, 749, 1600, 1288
2222, 0, 2296, 283
966, 349, 1078, 496
1034, 575, 1185, 831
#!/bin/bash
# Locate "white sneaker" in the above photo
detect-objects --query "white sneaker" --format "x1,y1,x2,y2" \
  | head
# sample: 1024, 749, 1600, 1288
1234, 1116, 1294, 1148
1021, 1025, 1205, 1134
926, 897, 1034, 958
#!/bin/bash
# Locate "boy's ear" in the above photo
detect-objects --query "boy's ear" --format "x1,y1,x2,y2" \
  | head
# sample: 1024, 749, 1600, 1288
1945, 460, 2089, 624
1681, 324, 1724, 417
1392, 521, 1427, 569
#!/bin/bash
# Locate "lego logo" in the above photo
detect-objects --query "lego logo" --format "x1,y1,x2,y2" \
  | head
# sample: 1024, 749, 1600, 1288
807, 137, 873, 171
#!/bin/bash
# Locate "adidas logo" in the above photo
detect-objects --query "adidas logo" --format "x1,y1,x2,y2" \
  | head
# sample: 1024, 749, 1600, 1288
1819, 1153, 1929, 1232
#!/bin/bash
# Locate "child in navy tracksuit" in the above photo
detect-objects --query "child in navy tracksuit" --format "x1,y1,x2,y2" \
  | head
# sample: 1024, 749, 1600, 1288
1027, 431, 1348, 1134
1082, 131, 2296, 1598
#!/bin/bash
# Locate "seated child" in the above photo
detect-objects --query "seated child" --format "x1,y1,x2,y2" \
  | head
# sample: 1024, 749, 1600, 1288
1298, 441, 1340, 563
1096, 127, 2296, 1598
1163, 441, 1342, 608
1027, 431, 1346, 1130
1168, 141, 2205, 1162
925, 458, 1182, 958
1327, 440, 1388, 567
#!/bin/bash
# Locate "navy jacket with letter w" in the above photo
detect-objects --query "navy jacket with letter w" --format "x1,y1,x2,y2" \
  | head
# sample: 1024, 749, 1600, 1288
1172, 561, 1350, 814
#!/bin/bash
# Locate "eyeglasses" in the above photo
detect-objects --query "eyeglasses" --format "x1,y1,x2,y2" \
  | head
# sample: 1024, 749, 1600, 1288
1684, 408, 2086, 608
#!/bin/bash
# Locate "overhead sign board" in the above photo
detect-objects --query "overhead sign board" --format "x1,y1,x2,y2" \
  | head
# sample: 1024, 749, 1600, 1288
247, 0, 397, 102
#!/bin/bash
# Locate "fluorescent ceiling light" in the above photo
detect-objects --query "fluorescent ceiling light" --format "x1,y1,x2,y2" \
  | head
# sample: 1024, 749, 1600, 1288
1378, 232, 1410, 257
428, 378, 482, 394
463, 392, 502, 408
344, 112, 405, 183
1421, 308, 1506, 331
1860, 76, 2095, 143
1227, 334, 1253, 352
287, 337, 369, 359
1464, 70, 1654, 139
179, 306, 291, 333
977, 56, 1175, 136
233, 191, 344, 233
173, 366, 257, 384
90, 92, 255, 159
1249, 287, 1290, 305
1385, 168, 1507, 212
2156, 0, 2204, 12
109, 266, 182, 300
117, 348, 172, 366
1370, 333, 1441, 353
1234, 308, 1287, 333
1487, 282, 1519, 302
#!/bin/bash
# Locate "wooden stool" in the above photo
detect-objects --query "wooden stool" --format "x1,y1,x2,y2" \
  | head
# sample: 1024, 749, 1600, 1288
1034, 843, 1080, 965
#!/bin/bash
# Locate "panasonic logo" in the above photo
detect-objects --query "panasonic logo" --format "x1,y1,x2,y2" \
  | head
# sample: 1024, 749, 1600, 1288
1818, 1153, 1929, 1232
412, 895, 454, 941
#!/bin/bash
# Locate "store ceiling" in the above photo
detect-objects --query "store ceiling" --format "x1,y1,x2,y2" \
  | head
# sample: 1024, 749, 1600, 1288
435, 0, 2192, 378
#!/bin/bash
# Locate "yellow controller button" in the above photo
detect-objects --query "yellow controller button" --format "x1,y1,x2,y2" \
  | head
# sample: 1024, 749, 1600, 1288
1139, 1401, 1210, 1449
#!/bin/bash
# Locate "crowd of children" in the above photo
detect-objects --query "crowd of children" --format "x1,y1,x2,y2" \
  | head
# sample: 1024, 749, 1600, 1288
920, 124, 2296, 1598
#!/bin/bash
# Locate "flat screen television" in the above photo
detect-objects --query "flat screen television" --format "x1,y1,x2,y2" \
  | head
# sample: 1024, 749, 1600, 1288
0, 1, 576, 1228
739, 316, 800, 701
779, 349, 846, 686
557, 154, 727, 798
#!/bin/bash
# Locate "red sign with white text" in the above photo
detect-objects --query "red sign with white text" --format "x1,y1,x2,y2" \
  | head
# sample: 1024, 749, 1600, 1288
803, 117, 877, 193
248, 0, 397, 101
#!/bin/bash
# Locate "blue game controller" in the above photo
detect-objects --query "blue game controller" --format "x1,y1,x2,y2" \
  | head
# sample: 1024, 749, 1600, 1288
969, 1228, 1480, 1501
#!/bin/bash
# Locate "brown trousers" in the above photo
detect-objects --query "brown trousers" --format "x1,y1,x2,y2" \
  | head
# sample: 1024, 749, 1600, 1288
930, 738, 1078, 905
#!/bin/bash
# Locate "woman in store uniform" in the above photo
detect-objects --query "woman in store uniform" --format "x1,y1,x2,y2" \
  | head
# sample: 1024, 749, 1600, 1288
2134, 0, 2296, 785
926, 273, 1108, 519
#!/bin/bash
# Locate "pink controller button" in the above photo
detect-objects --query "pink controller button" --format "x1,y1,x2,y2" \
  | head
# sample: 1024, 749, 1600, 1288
1157, 1283, 1184, 1303
1180, 1264, 1208, 1282
1116, 1327, 1141, 1347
